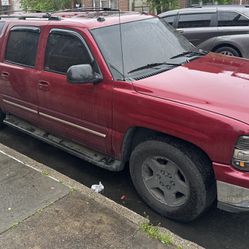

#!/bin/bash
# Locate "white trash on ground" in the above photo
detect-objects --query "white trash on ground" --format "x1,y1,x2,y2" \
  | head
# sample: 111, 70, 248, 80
91, 181, 104, 193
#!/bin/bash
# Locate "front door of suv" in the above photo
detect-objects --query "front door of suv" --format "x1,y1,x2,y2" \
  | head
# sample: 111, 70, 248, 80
0, 26, 40, 124
37, 28, 112, 154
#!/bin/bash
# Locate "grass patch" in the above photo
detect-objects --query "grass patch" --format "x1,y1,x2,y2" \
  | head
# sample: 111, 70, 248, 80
10, 221, 20, 229
139, 222, 172, 245
69, 187, 77, 193
41, 171, 49, 176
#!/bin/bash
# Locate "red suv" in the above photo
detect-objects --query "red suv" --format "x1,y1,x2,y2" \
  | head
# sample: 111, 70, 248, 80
0, 10, 249, 222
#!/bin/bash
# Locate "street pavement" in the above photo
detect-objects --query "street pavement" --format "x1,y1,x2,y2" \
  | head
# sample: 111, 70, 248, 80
0, 143, 201, 249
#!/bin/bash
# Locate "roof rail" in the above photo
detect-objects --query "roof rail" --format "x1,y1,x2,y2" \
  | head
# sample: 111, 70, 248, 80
0, 8, 121, 21
0, 13, 61, 20
52, 7, 120, 13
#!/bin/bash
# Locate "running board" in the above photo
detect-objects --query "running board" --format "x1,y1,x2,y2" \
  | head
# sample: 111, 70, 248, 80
3, 115, 122, 171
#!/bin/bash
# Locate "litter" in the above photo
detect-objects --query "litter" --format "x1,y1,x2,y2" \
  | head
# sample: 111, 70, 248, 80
91, 181, 104, 193
120, 195, 127, 200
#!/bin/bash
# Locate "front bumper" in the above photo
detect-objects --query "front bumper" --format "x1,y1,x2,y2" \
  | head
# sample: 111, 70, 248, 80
217, 181, 249, 212
214, 162, 249, 212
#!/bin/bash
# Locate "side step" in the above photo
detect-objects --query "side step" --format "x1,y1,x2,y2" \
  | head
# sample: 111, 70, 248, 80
3, 115, 123, 172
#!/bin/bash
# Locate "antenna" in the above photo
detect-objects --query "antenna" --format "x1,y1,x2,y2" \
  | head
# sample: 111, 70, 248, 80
118, 4, 125, 81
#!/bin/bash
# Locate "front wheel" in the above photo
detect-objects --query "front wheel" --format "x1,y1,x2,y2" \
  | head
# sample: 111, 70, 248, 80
129, 140, 216, 222
214, 46, 240, 57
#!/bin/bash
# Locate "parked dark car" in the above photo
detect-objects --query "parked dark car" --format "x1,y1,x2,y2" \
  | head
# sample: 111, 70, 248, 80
159, 5, 249, 57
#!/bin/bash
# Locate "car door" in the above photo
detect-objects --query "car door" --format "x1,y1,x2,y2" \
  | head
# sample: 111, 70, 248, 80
37, 27, 112, 154
176, 11, 218, 46
0, 26, 40, 124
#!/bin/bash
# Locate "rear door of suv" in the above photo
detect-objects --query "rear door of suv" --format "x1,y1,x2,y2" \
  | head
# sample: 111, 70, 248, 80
176, 9, 218, 46
0, 24, 41, 125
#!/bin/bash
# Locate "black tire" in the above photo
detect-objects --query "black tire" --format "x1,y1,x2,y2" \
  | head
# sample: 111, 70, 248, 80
129, 139, 216, 222
214, 46, 240, 57
0, 110, 5, 129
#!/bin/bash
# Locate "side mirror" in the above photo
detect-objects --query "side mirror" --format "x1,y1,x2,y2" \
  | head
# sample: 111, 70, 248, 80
67, 64, 102, 84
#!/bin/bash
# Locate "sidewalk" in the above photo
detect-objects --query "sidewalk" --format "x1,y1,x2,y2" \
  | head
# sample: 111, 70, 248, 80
0, 144, 202, 249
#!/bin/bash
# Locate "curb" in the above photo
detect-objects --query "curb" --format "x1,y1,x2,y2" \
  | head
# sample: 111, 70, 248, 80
0, 143, 204, 249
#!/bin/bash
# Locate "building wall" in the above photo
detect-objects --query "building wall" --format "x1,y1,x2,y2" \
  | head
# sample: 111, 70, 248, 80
81, 0, 129, 10
12, 0, 21, 10
0, 0, 21, 12
0, 0, 12, 13
118, 0, 129, 10
179, 0, 188, 8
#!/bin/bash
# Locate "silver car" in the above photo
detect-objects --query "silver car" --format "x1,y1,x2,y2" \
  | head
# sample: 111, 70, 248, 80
159, 5, 249, 57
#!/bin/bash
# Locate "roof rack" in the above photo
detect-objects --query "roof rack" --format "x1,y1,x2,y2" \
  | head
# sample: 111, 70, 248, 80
0, 7, 122, 21
53, 7, 120, 13
0, 13, 61, 20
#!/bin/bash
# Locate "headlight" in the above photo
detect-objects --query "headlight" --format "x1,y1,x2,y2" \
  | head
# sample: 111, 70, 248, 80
232, 136, 249, 171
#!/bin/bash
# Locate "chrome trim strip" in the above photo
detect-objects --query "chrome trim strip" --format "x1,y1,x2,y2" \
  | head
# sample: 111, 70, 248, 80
39, 112, 106, 138
3, 99, 37, 114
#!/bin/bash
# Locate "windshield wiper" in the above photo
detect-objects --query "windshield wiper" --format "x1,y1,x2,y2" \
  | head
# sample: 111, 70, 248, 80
128, 62, 181, 74
170, 50, 208, 60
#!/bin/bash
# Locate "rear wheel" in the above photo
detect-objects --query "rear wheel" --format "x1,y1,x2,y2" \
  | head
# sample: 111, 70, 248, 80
214, 46, 240, 57
129, 139, 216, 222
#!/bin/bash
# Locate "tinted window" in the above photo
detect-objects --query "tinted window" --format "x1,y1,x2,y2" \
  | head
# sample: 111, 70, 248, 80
0, 21, 5, 35
5, 28, 40, 67
218, 11, 249, 26
163, 15, 176, 26
45, 31, 92, 74
178, 13, 214, 28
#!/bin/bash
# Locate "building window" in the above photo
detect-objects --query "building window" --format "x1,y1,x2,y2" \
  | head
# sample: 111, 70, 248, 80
92, 0, 118, 8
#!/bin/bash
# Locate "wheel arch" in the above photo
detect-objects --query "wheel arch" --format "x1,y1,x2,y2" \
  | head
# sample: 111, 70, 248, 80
121, 126, 213, 169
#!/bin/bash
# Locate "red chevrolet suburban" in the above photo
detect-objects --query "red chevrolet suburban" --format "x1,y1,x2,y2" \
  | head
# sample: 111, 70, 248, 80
0, 10, 249, 222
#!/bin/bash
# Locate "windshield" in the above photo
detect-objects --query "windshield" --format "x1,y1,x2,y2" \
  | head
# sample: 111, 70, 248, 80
91, 17, 199, 80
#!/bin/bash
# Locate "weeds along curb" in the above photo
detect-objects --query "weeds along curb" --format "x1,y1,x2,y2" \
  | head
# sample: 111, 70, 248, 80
0, 143, 204, 249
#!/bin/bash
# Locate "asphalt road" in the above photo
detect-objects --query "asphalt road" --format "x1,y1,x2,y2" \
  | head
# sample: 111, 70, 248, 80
1, 126, 249, 249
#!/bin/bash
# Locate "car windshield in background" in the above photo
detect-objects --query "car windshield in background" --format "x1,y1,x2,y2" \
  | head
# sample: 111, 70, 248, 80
91, 17, 199, 80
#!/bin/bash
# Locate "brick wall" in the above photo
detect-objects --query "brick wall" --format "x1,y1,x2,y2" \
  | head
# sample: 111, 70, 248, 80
82, 0, 93, 7
179, 0, 188, 8
119, 0, 129, 10
81, 0, 129, 10
0, 0, 13, 13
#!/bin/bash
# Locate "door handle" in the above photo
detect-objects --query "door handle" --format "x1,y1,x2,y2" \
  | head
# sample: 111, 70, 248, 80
177, 29, 184, 34
1, 72, 9, 80
38, 80, 50, 91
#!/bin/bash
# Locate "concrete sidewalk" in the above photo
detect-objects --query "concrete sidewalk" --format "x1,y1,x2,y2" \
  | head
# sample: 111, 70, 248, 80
0, 144, 202, 249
